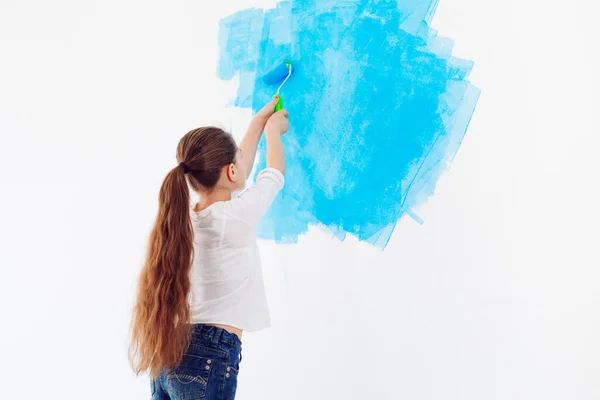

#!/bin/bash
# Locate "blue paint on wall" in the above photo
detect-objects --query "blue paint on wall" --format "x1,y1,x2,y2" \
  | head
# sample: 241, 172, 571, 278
218, 0, 480, 248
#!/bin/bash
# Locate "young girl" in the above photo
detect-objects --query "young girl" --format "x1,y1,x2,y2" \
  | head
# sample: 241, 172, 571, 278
129, 96, 289, 400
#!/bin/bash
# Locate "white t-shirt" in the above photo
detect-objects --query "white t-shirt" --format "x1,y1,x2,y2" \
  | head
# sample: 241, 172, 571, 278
188, 167, 284, 331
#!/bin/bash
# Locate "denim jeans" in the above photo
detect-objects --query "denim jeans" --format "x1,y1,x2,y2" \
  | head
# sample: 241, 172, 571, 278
150, 324, 242, 400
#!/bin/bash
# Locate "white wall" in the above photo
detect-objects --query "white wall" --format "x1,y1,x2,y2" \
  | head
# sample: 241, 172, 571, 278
0, 0, 598, 399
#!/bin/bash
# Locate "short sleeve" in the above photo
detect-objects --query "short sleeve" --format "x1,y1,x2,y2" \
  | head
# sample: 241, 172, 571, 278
225, 167, 285, 226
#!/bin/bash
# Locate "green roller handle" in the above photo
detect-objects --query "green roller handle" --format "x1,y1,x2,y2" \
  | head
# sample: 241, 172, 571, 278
273, 94, 284, 112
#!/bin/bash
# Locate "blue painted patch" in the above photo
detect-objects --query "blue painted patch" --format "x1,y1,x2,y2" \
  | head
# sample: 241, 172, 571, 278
218, 0, 480, 248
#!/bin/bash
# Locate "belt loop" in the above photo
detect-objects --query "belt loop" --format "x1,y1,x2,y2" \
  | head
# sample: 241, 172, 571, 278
211, 327, 222, 345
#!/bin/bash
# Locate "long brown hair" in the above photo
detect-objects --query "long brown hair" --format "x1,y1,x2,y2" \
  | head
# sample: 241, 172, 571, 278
128, 127, 237, 379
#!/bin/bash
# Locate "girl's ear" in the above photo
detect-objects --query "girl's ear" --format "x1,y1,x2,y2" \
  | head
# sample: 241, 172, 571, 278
226, 163, 237, 183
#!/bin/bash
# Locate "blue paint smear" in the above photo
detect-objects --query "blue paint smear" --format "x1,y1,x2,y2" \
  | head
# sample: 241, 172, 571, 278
218, 0, 480, 248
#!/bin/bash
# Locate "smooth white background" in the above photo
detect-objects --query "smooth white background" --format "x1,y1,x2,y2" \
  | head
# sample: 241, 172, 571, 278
1, 0, 598, 399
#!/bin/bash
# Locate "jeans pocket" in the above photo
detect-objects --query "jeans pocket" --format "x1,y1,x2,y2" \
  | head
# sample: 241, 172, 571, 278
223, 364, 239, 400
166, 355, 214, 400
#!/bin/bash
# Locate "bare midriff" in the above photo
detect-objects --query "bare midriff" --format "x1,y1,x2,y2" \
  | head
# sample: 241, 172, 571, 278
206, 323, 243, 341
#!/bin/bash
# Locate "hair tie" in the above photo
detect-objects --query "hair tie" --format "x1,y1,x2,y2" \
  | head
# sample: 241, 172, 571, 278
179, 162, 190, 174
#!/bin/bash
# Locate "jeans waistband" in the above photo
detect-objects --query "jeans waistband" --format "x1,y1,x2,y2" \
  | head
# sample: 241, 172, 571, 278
190, 323, 242, 349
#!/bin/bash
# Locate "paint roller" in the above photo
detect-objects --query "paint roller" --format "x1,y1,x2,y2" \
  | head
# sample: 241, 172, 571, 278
261, 60, 293, 112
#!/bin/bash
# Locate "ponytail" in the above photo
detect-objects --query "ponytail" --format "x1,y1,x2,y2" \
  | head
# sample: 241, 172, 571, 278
129, 165, 194, 379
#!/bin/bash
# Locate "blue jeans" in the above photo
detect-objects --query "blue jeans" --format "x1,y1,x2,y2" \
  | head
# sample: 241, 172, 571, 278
151, 324, 243, 400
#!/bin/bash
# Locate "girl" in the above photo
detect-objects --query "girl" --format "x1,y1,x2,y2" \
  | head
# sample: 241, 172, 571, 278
129, 96, 289, 400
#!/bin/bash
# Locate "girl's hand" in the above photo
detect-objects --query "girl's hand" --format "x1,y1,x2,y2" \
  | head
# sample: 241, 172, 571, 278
255, 96, 281, 122
265, 109, 289, 136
